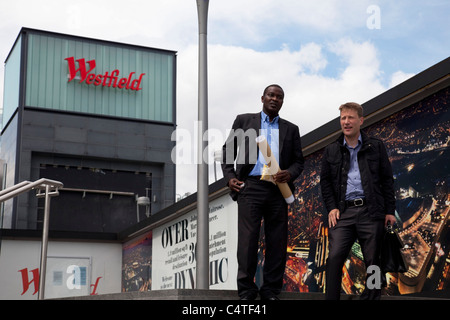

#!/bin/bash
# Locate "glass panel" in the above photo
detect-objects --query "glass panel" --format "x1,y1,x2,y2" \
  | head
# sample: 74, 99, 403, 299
2, 35, 22, 129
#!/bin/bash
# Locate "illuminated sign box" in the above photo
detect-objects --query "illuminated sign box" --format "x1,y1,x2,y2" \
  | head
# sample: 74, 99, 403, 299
24, 31, 176, 123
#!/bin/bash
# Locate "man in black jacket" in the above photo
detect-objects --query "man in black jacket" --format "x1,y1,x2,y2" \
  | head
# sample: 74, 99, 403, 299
320, 102, 396, 300
221, 84, 304, 300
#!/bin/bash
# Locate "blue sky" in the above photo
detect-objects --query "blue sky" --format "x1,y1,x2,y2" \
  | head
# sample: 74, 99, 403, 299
0, 0, 449, 196
207, 1, 449, 85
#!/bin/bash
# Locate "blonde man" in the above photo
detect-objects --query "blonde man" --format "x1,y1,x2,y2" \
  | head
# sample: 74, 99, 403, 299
320, 102, 396, 300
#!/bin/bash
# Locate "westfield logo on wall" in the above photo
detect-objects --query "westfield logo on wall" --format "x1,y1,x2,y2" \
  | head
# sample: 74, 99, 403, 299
65, 57, 145, 91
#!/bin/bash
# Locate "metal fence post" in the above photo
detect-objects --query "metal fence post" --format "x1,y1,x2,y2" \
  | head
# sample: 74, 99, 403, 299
0, 178, 63, 300
38, 184, 51, 300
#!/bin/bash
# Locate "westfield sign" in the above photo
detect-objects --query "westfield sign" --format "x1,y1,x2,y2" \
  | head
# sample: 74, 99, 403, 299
65, 57, 145, 91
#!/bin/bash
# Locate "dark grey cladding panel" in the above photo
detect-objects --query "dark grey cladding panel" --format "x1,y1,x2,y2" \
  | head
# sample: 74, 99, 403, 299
21, 109, 175, 163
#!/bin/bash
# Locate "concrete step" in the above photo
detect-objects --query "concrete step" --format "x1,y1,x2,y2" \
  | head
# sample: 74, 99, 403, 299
61, 289, 448, 300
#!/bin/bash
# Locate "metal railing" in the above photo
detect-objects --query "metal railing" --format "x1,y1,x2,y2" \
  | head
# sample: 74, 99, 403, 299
0, 178, 63, 300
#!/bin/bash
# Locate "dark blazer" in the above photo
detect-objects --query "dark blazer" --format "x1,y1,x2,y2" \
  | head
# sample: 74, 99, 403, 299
320, 131, 396, 221
221, 112, 304, 200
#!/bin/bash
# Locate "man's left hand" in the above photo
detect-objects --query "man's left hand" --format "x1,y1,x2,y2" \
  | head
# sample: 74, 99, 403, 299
385, 214, 397, 227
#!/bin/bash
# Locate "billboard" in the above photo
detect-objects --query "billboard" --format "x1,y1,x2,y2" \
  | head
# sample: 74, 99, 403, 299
121, 87, 449, 297
284, 86, 450, 296
122, 194, 238, 292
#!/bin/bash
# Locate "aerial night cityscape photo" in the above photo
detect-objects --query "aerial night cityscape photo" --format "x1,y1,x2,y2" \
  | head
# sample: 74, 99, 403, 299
284, 87, 450, 296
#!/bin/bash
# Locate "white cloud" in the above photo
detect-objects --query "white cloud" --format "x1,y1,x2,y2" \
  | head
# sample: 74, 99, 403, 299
174, 38, 393, 196
389, 71, 415, 88
209, 0, 373, 45
0, 0, 445, 199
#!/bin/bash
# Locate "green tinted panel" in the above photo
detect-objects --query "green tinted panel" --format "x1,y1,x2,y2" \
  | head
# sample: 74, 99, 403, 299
25, 33, 174, 123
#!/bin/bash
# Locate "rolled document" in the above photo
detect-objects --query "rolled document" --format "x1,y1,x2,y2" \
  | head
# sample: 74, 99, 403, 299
256, 136, 295, 204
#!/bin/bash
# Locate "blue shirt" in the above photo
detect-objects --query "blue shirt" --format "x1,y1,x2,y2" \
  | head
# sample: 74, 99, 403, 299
344, 135, 365, 200
249, 111, 280, 176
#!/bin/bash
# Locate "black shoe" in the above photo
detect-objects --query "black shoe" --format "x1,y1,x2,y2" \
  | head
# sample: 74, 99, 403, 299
240, 293, 257, 300
262, 295, 280, 301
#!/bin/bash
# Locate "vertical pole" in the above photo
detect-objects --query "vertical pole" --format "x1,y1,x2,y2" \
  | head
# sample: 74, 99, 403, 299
38, 185, 51, 300
196, 0, 210, 290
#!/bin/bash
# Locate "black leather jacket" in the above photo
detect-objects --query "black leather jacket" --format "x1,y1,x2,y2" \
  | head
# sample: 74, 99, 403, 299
320, 131, 396, 222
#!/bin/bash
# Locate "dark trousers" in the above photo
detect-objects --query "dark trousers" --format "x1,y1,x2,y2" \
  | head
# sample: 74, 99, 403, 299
326, 205, 384, 300
236, 177, 288, 299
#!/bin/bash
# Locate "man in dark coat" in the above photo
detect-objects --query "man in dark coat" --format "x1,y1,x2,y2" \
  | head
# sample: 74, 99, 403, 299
221, 84, 304, 300
320, 102, 396, 300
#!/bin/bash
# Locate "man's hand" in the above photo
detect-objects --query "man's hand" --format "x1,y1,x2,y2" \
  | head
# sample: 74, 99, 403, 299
228, 178, 244, 193
385, 214, 397, 227
328, 209, 340, 228
273, 170, 291, 184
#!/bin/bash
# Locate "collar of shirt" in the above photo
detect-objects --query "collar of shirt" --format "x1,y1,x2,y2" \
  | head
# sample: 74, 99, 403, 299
261, 110, 279, 125
343, 134, 362, 150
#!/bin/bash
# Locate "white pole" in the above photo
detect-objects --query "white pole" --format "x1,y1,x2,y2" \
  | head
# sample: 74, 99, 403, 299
196, 0, 210, 290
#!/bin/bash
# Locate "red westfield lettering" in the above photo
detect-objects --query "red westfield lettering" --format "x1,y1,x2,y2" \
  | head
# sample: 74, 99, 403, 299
18, 268, 40, 296
65, 57, 145, 91
18, 267, 103, 296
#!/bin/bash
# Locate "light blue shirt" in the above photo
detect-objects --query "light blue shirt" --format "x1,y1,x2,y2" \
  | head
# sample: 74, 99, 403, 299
344, 135, 365, 200
249, 111, 280, 176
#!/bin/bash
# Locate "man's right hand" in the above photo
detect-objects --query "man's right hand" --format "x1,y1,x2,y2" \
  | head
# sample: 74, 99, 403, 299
328, 209, 340, 228
228, 178, 245, 193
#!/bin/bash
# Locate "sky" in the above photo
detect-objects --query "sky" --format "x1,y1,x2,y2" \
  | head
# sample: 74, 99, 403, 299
0, 0, 449, 199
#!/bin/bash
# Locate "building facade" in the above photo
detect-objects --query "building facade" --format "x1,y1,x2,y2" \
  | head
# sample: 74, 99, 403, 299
0, 28, 177, 233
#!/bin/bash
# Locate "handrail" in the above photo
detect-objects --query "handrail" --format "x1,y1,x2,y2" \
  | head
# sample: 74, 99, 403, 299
60, 187, 134, 198
0, 178, 63, 201
0, 178, 63, 300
